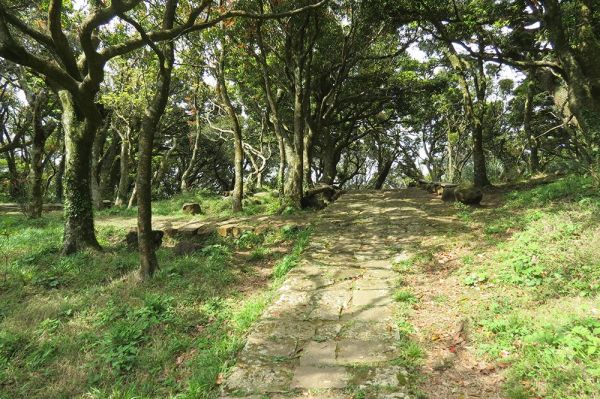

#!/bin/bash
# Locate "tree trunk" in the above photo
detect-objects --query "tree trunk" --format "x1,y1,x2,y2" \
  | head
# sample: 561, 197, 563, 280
137, 1, 176, 279
91, 119, 109, 209
277, 133, 286, 195
303, 124, 314, 188
59, 90, 101, 254
445, 50, 489, 187
55, 149, 65, 203
284, 66, 306, 209
544, 0, 600, 166
320, 147, 339, 186
181, 113, 202, 191
284, 147, 303, 208
472, 122, 489, 187
128, 183, 137, 209
372, 159, 393, 190
115, 131, 131, 206
29, 91, 49, 218
523, 77, 540, 174
216, 48, 243, 213
153, 138, 177, 188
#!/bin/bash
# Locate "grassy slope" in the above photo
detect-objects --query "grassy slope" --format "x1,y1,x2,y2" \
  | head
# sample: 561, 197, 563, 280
473, 177, 600, 399
0, 192, 308, 399
396, 175, 600, 399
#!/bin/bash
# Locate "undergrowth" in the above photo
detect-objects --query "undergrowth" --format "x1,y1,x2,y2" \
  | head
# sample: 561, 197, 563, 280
453, 175, 600, 398
0, 209, 309, 399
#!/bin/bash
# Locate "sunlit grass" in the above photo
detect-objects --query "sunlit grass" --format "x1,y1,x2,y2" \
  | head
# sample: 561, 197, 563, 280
0, 205, 309, 398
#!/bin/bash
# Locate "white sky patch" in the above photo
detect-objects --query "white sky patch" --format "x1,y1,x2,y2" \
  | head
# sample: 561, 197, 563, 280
407, 43, 427, 61
525, 21, 541, 30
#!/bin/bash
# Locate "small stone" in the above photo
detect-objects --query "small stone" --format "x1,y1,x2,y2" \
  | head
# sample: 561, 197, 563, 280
182, 202, 202, 214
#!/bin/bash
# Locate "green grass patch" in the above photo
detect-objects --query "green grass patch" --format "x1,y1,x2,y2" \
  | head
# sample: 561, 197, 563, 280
0, 207, 310, 398
450, 174, 600, 398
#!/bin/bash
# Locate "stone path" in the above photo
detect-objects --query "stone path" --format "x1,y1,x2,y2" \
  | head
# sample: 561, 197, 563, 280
221, 188, 455, 399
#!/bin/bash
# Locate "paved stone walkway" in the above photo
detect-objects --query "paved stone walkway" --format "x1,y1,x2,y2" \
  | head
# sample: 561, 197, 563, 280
221, 189, 454, 398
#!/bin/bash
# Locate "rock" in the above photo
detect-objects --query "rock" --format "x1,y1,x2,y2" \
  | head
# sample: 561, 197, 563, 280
441, 186, 457, 202
217, 224, 235, 237
173, 241, 202, 256
182, 202, 201, 215
232, 225, 253, 238
125, 230, 164, 249
454, 186, 483, 205
179, 222, 209, 236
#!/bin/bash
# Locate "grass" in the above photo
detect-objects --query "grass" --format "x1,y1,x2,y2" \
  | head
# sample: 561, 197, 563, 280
97, 189, 281, 218
0, 203, 310, 398
446, 175, 600, 398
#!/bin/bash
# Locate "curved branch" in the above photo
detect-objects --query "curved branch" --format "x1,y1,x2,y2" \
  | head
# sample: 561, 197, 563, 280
100, 0, 328, 61
48, 0, 81, 79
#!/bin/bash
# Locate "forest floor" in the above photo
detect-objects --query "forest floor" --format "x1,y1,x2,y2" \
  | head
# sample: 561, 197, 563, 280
1, 176, 599, 399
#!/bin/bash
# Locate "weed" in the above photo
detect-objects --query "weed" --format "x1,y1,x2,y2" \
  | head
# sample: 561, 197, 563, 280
273, 228, 310, 279
249, 247, 271, 261
394, 290, 417, 304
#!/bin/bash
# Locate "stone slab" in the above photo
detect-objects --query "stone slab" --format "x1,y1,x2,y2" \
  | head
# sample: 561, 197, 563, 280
224, 363, 293, 395
352, 289, 392, 307
341, 305, 393, 322
291, 366, 350, 389
336, 339, 397, 364
298, 341, 337, 366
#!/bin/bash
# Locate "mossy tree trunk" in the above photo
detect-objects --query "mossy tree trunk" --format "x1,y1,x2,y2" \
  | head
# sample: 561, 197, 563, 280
29, 90, 53, 218
59, 90, 102, 254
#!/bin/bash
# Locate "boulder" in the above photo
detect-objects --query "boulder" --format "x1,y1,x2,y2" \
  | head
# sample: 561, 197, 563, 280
125, 230, 164, 249
454, 187, 483, 205
182, 203, 201, 215
441, 186, 457, 202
